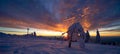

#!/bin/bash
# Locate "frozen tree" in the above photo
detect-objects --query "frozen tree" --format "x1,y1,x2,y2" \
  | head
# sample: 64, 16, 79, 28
67, 22, 86, 48
85, 30, 90, 43
33, 32, 36, 36
96, 29, 101, 43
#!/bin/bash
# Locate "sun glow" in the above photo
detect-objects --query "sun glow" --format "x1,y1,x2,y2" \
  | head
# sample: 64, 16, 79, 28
36, 29, 63, 36
62, 33, 68, 40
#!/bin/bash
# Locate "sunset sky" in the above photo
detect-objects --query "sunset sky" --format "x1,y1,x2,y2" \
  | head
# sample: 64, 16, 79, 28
0, 0, 120, 36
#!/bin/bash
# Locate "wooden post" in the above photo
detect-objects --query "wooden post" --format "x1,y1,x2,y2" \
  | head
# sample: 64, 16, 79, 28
27, 28, 29, 35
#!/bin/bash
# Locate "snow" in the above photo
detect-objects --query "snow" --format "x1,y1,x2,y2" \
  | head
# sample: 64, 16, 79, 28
0, 38, 120, 54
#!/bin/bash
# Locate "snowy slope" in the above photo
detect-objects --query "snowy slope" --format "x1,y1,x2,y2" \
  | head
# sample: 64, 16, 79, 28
0, 38, 120, 54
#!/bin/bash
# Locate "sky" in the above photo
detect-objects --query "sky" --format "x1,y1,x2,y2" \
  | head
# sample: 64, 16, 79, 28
0, 0, 120, 36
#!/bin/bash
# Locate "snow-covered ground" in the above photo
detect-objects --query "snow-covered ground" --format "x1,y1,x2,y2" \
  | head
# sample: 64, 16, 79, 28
0, 38, 120, 54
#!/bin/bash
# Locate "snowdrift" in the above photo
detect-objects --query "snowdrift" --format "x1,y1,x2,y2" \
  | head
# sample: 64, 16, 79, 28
0, 38, 120, 54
